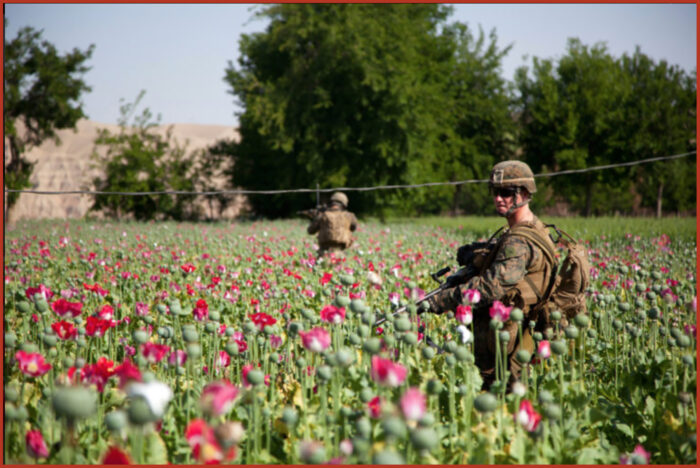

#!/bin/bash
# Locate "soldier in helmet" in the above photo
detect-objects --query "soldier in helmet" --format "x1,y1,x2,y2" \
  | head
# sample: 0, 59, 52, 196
307, 192, 358, 257
428, 160, 557, 390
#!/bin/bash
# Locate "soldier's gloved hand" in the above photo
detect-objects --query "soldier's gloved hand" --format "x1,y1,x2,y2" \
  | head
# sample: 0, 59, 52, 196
456, 244, 473, 266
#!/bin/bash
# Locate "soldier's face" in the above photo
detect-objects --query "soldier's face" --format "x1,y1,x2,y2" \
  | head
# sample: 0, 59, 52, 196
492, 187, 520, 215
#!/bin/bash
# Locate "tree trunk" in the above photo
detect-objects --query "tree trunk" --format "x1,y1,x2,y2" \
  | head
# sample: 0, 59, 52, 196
656, 182, 663, 218
450, 185, 462, 217
584, 177, 593, 217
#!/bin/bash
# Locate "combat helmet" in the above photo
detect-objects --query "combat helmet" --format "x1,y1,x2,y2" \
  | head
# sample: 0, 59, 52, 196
489, 160, 537, 194
330, 192, 349, 208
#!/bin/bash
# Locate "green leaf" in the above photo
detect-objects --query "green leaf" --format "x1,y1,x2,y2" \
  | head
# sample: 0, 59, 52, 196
615, 422, 634, 438
144, 431, 170, 464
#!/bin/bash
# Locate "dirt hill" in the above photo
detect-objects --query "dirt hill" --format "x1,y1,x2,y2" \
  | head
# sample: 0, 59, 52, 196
4, 120, 245, 224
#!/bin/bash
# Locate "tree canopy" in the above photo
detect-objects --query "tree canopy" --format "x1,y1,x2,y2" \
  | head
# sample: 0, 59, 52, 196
4, 22, 94, 210
223, 4, 514, 217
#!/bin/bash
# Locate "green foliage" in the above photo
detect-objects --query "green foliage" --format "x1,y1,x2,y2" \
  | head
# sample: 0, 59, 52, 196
515, 39, 696, 216
89, 91, 200, 220
223, 4, 513, 218
3, 21, 94, 208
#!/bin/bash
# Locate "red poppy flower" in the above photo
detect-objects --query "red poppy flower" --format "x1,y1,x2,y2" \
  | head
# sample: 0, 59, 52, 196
249, 312, 277, 330
50, 298, 83, 318
102, 446, 132, 464
113, 359, 143, 388
181, 263, 196, 273
51, 320, 78, 340
185, 419, 237, 464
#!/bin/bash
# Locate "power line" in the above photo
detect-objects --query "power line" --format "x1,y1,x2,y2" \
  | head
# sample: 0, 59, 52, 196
4, 151, 695, 196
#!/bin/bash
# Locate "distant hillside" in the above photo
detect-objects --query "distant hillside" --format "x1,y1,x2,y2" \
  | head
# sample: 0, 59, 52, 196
4, 119, 245, 224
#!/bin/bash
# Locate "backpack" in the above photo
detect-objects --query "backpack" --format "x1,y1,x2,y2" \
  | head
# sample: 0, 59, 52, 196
319, 210, 354, 247
498, 224, 591, 329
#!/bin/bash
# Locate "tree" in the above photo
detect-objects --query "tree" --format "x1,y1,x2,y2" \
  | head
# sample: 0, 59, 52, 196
436, 23, 516, 215
617, 49, 696, 216
515, 39, 696, 216
90, 91, 200, 221
515, 39, 633, 216
223, 4, 512, 218
3, 22, 94, 213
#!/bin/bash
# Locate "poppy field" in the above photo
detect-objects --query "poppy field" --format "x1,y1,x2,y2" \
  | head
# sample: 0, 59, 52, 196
3, 218, 697, 464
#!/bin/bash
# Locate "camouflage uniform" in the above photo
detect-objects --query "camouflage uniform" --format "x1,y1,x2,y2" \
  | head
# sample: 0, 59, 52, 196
307, 192, 358, 256
430, 161, 556, 388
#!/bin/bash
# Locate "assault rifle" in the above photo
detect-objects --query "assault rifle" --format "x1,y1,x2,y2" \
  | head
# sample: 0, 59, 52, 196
373, 238, 497, 328
296, 204, 327, 219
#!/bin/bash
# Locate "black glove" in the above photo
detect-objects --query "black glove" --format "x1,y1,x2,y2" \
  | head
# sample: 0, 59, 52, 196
456, 244, 473, 266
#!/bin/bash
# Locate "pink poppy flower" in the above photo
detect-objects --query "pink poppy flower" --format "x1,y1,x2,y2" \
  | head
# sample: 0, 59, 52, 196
25, 429, 49, 458
216, 351, 231, 368
463, 288, 481, 304
168, 349, 188, 367
537, 340, 551, 359
320, 305, 346, 324
134, 302, 149, 317
489, 301, 512, 322
15, 350, 52, 377
140, 342, 171, 363
370, 356, 407, 387
269, 334, 283, 349
200, 380, 239, 416
515, 399, 541, 432
400, 387, 426, 421
620, 444, 651, 464
50, 298, 83, 318
185, 419, 237, 464
299, 327, 331, 353
455, 304, 472, 325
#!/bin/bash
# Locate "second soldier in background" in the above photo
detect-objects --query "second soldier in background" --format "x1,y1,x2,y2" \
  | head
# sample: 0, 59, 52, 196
307, 192, 358, 257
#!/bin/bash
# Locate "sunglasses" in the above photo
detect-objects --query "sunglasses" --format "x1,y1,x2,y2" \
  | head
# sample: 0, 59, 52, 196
490, 187, 519, 199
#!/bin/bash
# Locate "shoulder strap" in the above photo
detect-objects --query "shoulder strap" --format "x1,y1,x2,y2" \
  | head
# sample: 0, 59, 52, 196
507, 225, 557, 268
507, 224, 559, 306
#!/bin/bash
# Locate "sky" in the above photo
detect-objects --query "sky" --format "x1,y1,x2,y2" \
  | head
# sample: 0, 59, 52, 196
4, 3, 697, 127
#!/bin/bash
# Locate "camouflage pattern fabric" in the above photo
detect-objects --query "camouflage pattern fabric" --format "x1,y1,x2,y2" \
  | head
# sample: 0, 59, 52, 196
307, 206, 358, 255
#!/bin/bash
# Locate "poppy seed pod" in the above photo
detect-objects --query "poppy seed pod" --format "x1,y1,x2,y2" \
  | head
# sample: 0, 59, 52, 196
246, 369, 265, 386
282, 407, 298, 426
499, 330, 511, 343
426, 379, 442, 395
573, 314, 589, 328
473, 392, 498, 413
550, 340, 567, 355
105, 410, 128, 432
362, 338, 381, 355
421, 346, 436, 360
317, 365, 332, 382
394, 317, 411, 332
403, 332, 418, 346
52, 386, 97, 423
515, 349, 531, 364
335, 295, 350, 307
510, 308, 524, 322
410, 427, 439, 451
372, 449, 405, 465
350, 299, 366, 314
382, 416, 407, 440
